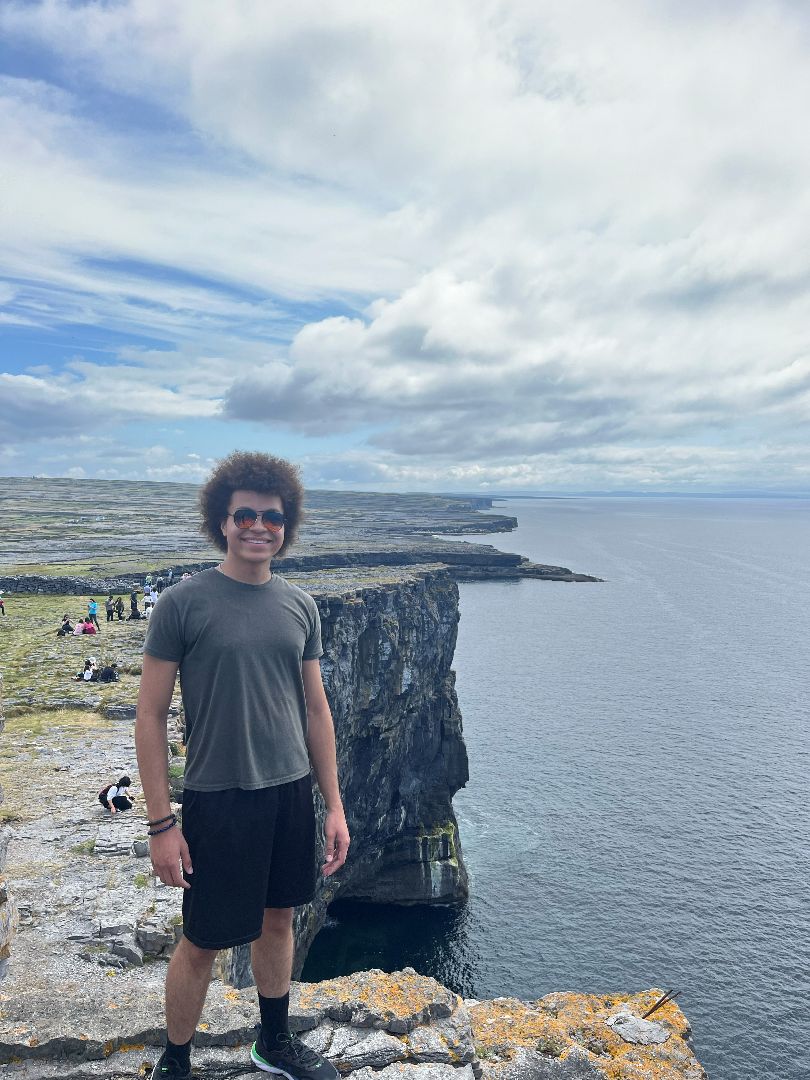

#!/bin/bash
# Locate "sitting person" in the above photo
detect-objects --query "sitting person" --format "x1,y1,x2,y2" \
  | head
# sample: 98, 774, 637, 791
57, 614, 74, 636
74, 659, 97, 681
82, 617, 97, 635
99, 775, 134, 813
72, 619, 86, 635
98, 662, 119, 683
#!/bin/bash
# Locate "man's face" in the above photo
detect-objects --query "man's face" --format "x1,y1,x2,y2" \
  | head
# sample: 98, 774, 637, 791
221, 489, 285, 565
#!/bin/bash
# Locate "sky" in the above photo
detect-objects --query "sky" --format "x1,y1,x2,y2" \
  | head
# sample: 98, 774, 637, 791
1, 0, 809, 493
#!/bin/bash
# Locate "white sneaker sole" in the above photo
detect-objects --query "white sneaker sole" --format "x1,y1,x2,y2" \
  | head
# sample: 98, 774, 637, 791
250, 1043, 294, 1078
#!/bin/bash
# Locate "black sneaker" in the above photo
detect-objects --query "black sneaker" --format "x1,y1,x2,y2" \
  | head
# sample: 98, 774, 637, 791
251, 1032, 338, 1080
150, 1049, 192, 1079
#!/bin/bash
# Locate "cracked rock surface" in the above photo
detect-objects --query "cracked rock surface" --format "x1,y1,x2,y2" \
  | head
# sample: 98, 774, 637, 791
0, 970, 705, 1080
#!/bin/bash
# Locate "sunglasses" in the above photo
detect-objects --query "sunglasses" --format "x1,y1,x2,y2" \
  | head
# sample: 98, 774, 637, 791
227, 507, 287, 533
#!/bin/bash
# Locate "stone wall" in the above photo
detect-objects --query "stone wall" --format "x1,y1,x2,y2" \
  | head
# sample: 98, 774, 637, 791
0, 575, 137, 595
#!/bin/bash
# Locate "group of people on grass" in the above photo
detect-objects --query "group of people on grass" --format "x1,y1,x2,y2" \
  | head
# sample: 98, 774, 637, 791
58, 573, 199, 689
73, 657, 119, 682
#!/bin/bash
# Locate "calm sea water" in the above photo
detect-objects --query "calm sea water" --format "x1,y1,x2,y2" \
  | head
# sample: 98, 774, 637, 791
303, 497, 810, 1080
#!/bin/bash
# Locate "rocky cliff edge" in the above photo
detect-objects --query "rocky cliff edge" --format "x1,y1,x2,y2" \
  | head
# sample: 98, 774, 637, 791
0, 968, 705, 1079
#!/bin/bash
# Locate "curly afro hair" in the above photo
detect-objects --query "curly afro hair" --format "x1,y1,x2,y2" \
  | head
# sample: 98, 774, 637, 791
199, 450, 305, 557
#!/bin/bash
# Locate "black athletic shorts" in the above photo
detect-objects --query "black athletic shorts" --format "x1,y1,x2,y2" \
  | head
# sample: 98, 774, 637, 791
180, 775, 317, 950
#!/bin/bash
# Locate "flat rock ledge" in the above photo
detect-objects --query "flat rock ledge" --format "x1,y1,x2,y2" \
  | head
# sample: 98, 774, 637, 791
0, 969, 705, 1080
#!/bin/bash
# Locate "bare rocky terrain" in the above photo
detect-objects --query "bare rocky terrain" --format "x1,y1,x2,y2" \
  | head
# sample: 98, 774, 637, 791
0, 478, 597, 586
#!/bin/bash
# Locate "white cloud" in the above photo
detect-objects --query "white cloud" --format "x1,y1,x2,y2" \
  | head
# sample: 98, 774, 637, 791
1, 1, 810, 487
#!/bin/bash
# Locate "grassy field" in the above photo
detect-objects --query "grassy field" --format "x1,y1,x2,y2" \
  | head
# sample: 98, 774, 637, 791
0, 593, 155, 715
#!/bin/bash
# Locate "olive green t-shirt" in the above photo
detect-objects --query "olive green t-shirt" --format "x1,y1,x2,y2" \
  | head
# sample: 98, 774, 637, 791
143, 567, 322, 791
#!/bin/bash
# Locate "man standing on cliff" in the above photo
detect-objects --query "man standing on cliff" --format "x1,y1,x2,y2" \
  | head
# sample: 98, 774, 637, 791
136, 450, 350, 1080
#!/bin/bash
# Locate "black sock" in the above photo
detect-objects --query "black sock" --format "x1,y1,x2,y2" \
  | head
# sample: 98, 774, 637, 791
259, 991, 290, 1043
164, 1035, 192, 1069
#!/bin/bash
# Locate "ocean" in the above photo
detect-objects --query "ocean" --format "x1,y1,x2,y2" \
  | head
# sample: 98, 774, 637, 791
303, 496, 810, 1080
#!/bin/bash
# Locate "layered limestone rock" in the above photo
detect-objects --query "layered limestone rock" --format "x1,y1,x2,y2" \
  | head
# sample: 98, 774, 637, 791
222, 567, 469, 986
316, 570, 468, 908
0, 969, 705, 1079
0, 568, 468, 992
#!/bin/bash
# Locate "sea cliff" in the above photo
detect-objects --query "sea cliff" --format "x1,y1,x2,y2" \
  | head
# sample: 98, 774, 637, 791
224, 567, 470, 987
0, 484, 706, 1079
0, 566, 469, 993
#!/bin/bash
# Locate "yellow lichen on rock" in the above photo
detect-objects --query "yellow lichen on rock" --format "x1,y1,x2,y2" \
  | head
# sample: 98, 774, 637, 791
469, 990, 704, 1080
297, 969, 459, 1027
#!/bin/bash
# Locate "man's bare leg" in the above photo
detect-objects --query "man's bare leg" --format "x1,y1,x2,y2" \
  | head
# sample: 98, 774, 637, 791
165, 935, 217, 1044
249, 907, 339, 1079
251, 906, 294, 997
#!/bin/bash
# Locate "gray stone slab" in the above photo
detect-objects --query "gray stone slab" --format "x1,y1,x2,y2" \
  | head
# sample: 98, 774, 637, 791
323, 1026, 409, 1071
604, 1009, 670, 1045
405, 1006, 475, 1065
352, 1065, 476, 1080
481, 1047, 608, 1080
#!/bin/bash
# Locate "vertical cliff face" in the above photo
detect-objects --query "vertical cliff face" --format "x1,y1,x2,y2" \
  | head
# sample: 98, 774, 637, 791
221, 567, 469, 986
317, 568, 469, 906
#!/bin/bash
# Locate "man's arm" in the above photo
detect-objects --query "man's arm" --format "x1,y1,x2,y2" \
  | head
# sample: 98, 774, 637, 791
302, 659, 350, 876
135, 654, 192, 889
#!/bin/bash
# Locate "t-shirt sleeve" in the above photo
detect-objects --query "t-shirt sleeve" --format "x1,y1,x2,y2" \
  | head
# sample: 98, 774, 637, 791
143, 593, 185, 662
303, 596, 323, 661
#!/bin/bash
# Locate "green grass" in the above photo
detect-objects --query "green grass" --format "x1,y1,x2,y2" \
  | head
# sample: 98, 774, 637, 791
0, 594, 179, 715
71, 838, 96, 856
3, 708, 113, 738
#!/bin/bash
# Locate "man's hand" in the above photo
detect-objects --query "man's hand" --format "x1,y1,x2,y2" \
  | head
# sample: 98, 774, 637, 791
150, 826, 193, 889
322, 807, 350, 876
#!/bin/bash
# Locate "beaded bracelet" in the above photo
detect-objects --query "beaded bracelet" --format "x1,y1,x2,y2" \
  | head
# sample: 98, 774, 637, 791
146, 813, 176, 828
147, 819, 178, 837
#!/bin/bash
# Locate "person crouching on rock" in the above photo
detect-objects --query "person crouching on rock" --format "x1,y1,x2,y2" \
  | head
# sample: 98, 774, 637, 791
100, 775, 134, 813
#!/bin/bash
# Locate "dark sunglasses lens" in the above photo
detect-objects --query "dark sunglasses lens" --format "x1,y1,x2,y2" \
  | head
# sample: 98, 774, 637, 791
233, 508, 258, 529
261, 511, 285, 533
